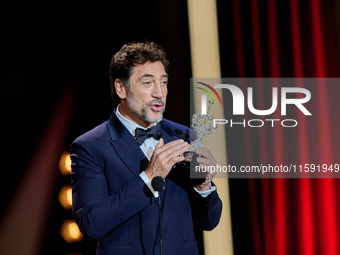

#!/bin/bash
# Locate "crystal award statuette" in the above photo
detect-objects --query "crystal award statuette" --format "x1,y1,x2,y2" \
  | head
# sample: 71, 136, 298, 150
169, 99, 217, 185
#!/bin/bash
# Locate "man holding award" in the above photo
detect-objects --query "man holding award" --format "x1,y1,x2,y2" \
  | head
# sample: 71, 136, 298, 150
70, 41, 222, 255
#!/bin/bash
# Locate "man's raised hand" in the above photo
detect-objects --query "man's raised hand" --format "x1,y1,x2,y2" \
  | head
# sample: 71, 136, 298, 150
145, 138, 191, 180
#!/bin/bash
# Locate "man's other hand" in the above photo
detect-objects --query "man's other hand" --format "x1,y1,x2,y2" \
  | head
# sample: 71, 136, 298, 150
194, 147, 218, 192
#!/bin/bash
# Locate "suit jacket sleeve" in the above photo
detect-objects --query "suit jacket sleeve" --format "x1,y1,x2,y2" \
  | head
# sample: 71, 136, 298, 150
188, 183, 222, 231
172, 125, 222, 231
70, 140, 154, 241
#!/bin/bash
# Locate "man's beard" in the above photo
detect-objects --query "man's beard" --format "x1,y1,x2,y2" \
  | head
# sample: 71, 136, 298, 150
141, 103, 165, 123
127, 95, 166, 124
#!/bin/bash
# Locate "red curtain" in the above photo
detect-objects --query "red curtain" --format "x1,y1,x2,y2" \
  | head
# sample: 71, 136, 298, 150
229, 0, 340, 254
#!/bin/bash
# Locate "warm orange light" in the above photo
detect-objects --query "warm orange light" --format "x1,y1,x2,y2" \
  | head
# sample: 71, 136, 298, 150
59, 152, 72, 175
60, 219, 83, 243
58, 185, 72, 210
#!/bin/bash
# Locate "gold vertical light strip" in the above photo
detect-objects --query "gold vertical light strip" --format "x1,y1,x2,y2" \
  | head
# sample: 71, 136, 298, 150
187, 0, 234, 255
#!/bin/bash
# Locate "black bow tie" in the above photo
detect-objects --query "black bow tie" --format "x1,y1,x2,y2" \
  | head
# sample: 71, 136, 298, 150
135, 123, 162, 145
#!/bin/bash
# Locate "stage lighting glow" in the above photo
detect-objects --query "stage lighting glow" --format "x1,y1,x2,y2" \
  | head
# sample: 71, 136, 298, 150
59, 151, 72, 175
58, 185, 72, 210
60, 219, 83, 243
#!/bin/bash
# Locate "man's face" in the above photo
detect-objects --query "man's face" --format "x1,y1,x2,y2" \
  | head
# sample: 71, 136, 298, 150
120, 61, 168, 127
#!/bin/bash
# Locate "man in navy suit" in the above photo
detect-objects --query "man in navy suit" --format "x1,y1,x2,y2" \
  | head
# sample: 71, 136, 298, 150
70, 42, 222, 255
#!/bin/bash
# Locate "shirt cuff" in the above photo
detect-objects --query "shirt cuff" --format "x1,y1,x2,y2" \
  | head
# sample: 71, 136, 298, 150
139, 171, 159, 198
193, 183, 216, 197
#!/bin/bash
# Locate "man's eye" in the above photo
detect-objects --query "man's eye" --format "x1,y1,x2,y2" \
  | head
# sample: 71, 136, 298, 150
144, 81, 151, 85
161, 81, 168, 86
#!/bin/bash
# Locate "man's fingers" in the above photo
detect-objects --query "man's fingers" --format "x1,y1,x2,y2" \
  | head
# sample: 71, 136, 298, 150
195, 147, 213, 160
155, 139, 186, 154
154, 140, 190, 168
157, 140, 189, 156
196, 156, 216, 165
156, 138, 164, 149
169, 154, 186, 164
196, 157, 209, 165
157, 142, 189, 165
165, 142, 190, 159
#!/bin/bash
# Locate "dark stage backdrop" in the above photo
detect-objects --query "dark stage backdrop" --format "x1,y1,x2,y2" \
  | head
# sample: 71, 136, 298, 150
1, 1, 192, 255
217, 0, 340, 255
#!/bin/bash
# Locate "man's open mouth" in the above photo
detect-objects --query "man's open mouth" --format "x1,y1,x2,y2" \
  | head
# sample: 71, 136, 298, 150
149, 104, 163, 112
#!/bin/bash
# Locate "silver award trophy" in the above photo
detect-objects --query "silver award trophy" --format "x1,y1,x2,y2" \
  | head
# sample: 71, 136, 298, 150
170, 99, 217, 185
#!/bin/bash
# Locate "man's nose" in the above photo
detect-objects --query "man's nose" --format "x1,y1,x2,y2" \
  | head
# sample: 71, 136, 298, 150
152, 82, 164, 98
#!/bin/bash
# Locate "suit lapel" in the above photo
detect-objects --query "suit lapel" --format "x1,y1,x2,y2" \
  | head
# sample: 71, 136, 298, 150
160, 120, 178, 143
107, 110, 148, 176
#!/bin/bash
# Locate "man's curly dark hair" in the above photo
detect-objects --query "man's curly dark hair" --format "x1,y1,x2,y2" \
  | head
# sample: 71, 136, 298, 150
109, 41, 169, 104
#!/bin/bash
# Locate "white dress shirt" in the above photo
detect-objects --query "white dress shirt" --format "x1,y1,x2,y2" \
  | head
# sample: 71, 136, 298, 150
115, 106, 215, 198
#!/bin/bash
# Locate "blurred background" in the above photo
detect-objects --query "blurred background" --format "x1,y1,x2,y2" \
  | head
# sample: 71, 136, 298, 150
1, 0, 340, 254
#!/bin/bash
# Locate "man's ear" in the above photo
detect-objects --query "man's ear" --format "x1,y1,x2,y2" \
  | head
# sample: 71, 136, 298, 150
115, 79, 127, 100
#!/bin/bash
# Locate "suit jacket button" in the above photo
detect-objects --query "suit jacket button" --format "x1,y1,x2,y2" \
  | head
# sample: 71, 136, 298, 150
183, 236, 187, 242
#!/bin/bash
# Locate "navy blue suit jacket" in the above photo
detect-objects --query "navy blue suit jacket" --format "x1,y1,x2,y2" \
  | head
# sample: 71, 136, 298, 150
70, 110, 222, 255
